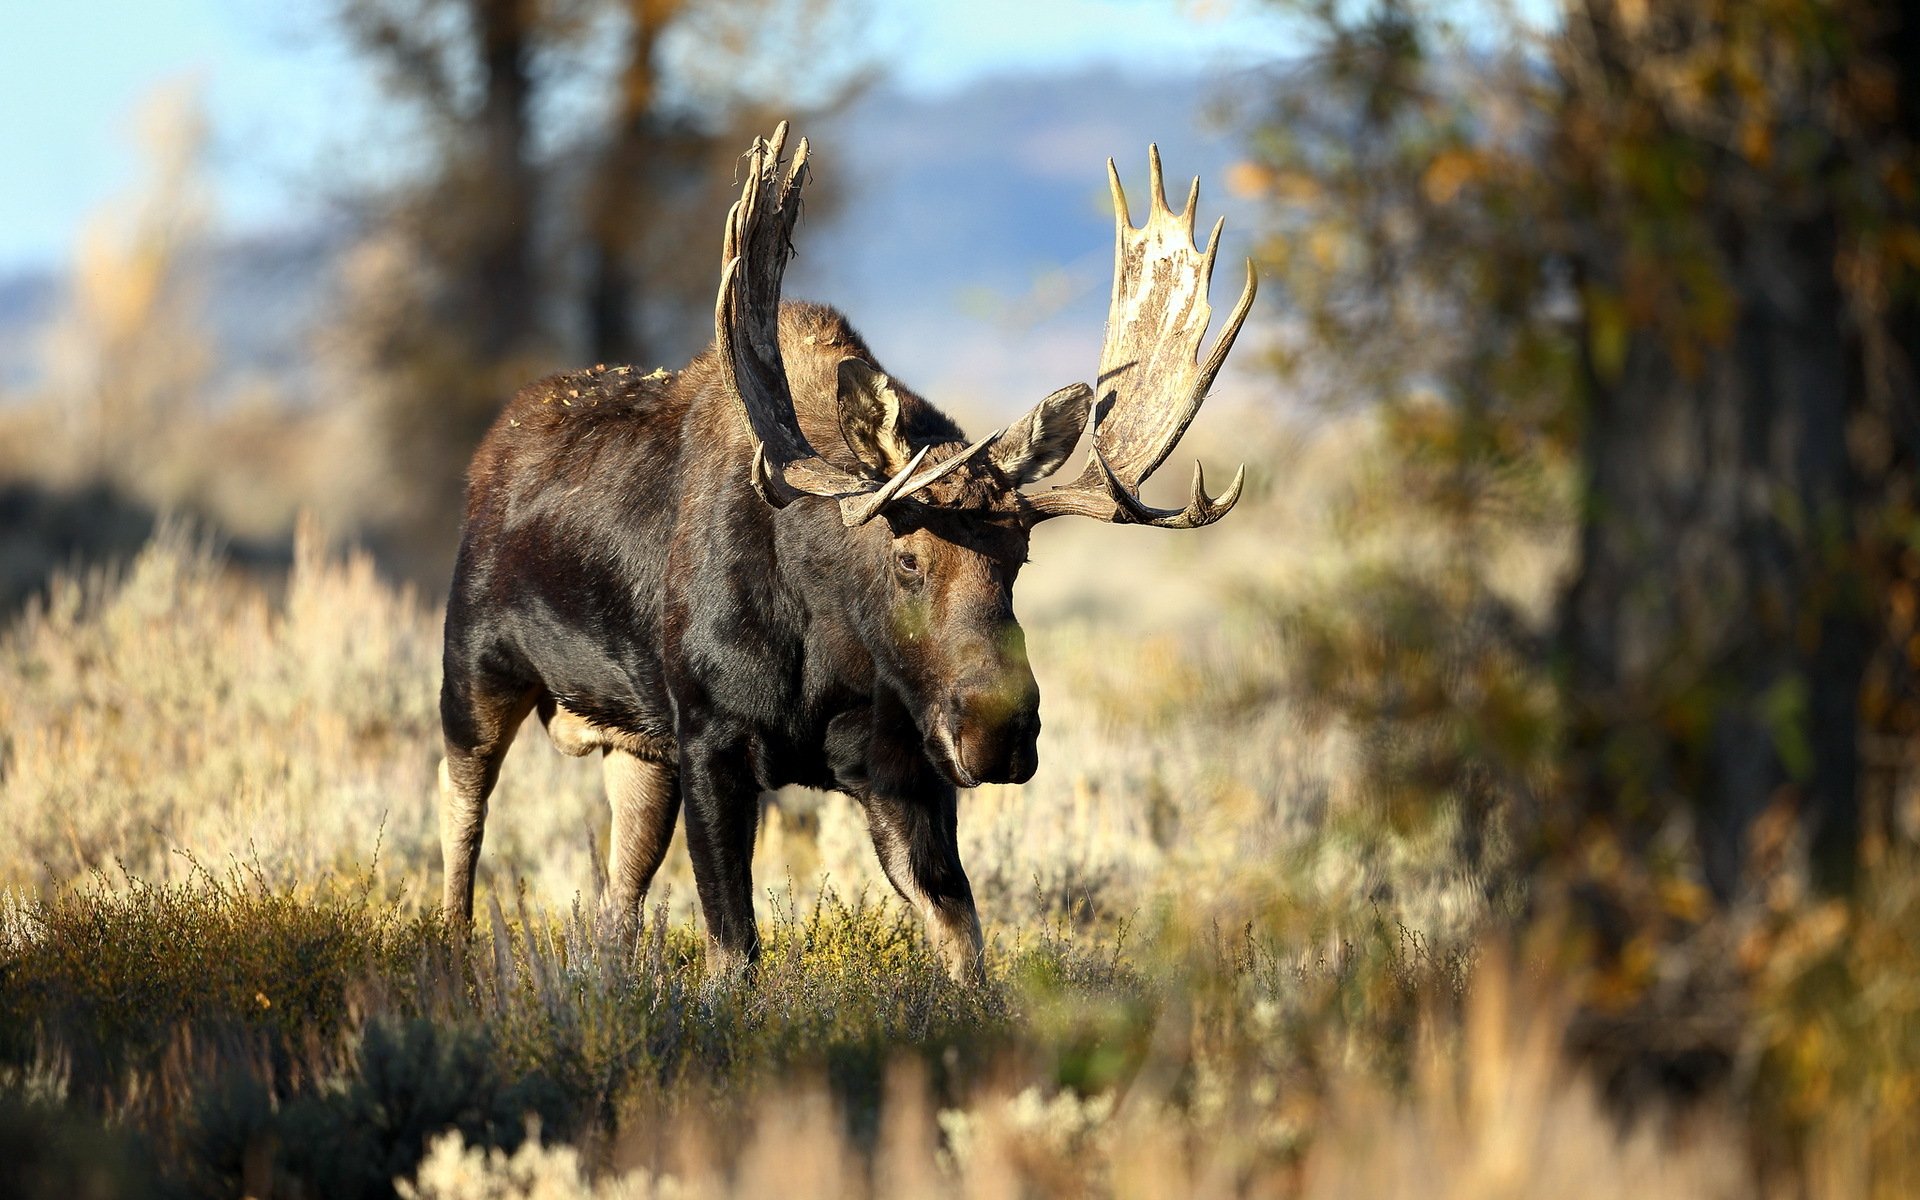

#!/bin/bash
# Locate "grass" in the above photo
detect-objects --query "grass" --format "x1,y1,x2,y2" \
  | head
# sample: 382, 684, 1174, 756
0, 859, 1492, 1198
0, 869, 1140, 1194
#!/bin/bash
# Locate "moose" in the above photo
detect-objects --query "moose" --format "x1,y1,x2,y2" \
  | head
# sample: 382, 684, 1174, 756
438, 124, 1255, 981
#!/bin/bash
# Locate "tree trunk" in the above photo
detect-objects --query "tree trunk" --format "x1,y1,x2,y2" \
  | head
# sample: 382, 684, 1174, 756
582, 0, 676, 365
1554, 2, 1920, 898
473, 0, 539, 354
1561, 208, 1867, 897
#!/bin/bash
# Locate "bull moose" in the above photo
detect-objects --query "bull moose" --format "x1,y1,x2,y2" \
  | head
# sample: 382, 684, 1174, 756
438, 124, 1255, 981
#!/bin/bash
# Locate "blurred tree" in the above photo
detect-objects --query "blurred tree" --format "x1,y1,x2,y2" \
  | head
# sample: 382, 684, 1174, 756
336, 0, 546, 358
44, 84, 214, 483
1250, 0, 1920, 904
328, 0, 859, 574
1245, 3, 1573, 906
1554, 2, 1920, 898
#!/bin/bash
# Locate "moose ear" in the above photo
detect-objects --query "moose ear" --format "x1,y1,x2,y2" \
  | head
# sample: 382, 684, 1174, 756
836, 358, 916, 477
990, 383, 1093, 485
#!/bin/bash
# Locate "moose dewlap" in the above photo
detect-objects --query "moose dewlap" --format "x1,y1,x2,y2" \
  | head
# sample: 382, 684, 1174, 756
437, 123, 1256, 983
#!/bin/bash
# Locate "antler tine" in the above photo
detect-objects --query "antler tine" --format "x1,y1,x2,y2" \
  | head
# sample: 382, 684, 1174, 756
1087, 450, 1245, 529
839, 445, 932, 527
902, 428, 1001, 492
839, 430, 1001, 526
1198, 259, 1257, 408
1025, 147, 1256, 529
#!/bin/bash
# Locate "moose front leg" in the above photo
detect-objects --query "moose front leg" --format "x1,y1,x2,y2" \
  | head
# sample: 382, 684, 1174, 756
678, 726, 763, 977
863, 787, 985, 985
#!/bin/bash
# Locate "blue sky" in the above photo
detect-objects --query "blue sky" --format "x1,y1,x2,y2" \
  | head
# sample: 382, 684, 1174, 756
0, 0, 1298, 273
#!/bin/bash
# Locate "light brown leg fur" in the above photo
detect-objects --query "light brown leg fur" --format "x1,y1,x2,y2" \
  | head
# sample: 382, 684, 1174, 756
601, 748, 680, 936
536, 701, 681, 938
439, 687, 538, 929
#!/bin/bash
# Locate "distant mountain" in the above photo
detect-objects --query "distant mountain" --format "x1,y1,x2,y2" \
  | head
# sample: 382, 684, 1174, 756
0, 227, 344, 398
0, 67, 1271, 420
0, 270, 57, 391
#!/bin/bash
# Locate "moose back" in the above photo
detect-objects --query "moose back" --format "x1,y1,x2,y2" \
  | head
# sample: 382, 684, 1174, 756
438, 124, 1255, 981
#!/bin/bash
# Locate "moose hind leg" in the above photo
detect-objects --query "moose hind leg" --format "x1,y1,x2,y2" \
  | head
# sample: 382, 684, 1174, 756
602, 748, 680, 936
864, 789, 985, 985
438, 680, 538, 929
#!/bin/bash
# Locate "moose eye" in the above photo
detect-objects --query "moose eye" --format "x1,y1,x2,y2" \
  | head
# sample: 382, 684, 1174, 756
894, 550, 922, 577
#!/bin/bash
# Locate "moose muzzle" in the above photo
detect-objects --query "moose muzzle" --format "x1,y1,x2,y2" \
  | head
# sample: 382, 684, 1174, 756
930, 660, 1041, 788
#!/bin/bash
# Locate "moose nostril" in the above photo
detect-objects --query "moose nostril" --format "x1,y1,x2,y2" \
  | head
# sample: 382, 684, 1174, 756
944, 683, 1042, 782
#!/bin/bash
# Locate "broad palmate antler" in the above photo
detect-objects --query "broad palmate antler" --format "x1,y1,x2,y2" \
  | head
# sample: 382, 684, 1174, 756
1023, 146, 1255, 527
715, 123, 994, 527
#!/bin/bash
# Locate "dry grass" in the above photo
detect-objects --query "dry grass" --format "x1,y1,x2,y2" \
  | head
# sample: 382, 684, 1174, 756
392, 949, 1755, 1200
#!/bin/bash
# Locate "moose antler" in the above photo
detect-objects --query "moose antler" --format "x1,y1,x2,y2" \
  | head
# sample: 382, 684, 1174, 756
1024, 147, 1255, 527
717, 123, 998, 527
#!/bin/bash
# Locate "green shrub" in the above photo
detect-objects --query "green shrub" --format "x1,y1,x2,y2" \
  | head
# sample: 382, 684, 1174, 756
0, 868, 441, 1101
